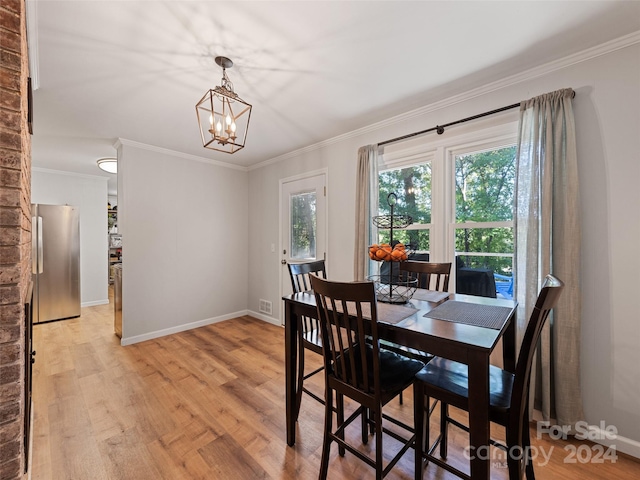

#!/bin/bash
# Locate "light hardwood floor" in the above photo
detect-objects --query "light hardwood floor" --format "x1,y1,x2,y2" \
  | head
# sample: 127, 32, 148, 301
31, 299, 639, 479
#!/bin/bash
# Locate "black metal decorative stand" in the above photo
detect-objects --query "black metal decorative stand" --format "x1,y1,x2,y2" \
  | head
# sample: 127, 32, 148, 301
369, 192, 417, 303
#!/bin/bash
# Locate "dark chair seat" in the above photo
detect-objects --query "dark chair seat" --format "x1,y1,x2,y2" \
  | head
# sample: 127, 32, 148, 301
416, 357, 514, 413
336, 344, 424, 399
380, 340, 434, 363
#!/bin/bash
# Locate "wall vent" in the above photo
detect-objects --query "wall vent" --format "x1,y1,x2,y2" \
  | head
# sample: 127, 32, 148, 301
259, 299, 272, 316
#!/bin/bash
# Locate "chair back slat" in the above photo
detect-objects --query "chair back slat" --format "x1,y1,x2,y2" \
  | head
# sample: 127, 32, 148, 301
510, 274, 564, 435
400, 261, 451, 291
311, 276, 380, 396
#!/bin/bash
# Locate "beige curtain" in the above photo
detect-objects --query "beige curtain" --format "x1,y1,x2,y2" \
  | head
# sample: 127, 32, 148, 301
354, 145, 378, 281
514, 88, 584, 429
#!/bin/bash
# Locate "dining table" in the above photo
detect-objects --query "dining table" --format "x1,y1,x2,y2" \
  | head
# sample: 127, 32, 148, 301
283, 287, 517, 480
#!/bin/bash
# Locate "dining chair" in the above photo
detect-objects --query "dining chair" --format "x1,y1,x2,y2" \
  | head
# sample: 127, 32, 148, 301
390, 261, 452, 404
287, 260, 327, 418
413, 274, 564, 480
310, 275, 425, 480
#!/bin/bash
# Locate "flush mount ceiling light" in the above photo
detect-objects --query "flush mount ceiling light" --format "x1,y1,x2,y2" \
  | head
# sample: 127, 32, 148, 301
97, 158, 117, 174
196, 56, 252, 154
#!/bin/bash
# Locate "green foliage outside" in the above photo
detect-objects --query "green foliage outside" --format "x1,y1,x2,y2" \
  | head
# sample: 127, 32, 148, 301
378, 146, 516, 276
455, 147, 515, 275
378, 164, 431, 250
290, 192, 316, 259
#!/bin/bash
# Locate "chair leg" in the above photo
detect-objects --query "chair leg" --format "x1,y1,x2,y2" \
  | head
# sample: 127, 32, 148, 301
337, 393, 345, 457
375, 406, 384, 480
361, 407, 369, 445
319, 388, 334, 480
506, 445, 522, 480
369, 407, 375, 434
439, 402, 448, 459
414, 383, 425, 480
399, 390, 403, 405
295, 341, 305, 420
505, 423, 526, 480
522, 412, 535, 480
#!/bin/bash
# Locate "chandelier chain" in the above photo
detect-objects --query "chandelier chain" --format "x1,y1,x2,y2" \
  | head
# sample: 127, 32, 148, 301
221, 68, 234, 93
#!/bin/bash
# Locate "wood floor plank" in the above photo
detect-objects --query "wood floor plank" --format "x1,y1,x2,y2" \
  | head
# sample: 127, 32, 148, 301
198, 433, 270, 479
31, 300, 640, 479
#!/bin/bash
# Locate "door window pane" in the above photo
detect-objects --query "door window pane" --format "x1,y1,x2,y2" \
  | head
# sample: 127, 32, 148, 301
290, 192, 317, 260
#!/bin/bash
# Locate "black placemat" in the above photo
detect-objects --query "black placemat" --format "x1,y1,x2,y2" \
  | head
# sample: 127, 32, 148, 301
423, 301, 512, 329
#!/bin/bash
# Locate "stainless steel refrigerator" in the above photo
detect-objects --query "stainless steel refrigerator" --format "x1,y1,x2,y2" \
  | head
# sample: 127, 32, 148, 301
31, 204, 81, 323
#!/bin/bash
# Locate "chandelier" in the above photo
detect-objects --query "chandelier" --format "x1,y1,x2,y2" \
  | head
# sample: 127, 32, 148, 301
196, 56, 252, 154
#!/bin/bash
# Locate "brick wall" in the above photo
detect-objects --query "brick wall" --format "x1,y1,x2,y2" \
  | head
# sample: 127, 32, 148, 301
0, 0, 31, 479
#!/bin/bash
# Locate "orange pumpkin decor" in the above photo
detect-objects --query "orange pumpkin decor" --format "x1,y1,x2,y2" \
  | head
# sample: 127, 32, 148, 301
369, 243, 408, 262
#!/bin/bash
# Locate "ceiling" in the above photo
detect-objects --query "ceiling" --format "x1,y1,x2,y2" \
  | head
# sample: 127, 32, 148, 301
29, 1, 640, 195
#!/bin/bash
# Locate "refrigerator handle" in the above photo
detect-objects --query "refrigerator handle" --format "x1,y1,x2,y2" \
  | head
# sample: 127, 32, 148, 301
37, 216, 43, 274
31, 216, 37, 274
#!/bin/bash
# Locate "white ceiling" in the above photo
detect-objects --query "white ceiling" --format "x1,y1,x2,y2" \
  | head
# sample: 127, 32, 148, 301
29, 1, 640, 195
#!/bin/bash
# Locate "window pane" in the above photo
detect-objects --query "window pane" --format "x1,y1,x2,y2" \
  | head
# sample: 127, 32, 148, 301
457, 254, 514, 299
290, 192, 316, 260
455, 146, 516, 223
456, 226, 513, 299
378, 163, 431, 250
455, 227, 513, 256
378, 229, 430, 254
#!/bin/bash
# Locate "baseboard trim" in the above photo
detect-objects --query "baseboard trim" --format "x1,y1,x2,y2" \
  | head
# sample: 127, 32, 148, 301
82, 299, 109, 307
588, 424, 640, 460
247, 310, 282, 326
120, 310, 249, 345
532, 412, 640, 460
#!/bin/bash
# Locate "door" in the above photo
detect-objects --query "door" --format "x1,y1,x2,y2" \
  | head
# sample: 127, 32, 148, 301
280, 172, 327, 323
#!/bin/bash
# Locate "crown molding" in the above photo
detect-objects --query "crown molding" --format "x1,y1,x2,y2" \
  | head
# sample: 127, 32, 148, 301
33, 167, 109, 182
249, 30, 640, 172
114, 138, 248, 172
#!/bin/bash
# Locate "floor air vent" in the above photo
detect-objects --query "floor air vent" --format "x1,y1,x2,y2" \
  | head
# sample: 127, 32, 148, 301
259, 299, 272, 316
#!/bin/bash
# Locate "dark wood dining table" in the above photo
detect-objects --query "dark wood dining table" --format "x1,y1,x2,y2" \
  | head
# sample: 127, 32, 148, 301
283, 288, 517, 480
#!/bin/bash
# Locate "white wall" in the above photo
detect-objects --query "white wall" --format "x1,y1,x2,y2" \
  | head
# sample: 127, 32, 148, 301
31, 168, 109, 306
117, 142, 249, 344
247, 42, 640, 454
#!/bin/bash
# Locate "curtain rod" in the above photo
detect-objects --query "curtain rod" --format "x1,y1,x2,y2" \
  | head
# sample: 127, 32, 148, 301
378, 90, 575, 147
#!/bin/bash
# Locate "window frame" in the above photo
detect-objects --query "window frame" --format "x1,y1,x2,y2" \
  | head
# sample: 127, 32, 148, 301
377, 115, 519, 292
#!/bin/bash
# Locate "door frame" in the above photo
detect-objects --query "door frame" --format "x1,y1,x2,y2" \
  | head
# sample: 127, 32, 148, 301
279, 168, 328, 325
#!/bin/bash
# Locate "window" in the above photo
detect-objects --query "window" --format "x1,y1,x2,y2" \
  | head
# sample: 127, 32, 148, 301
376, 121, 517, 298
290, 191, 317, 260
